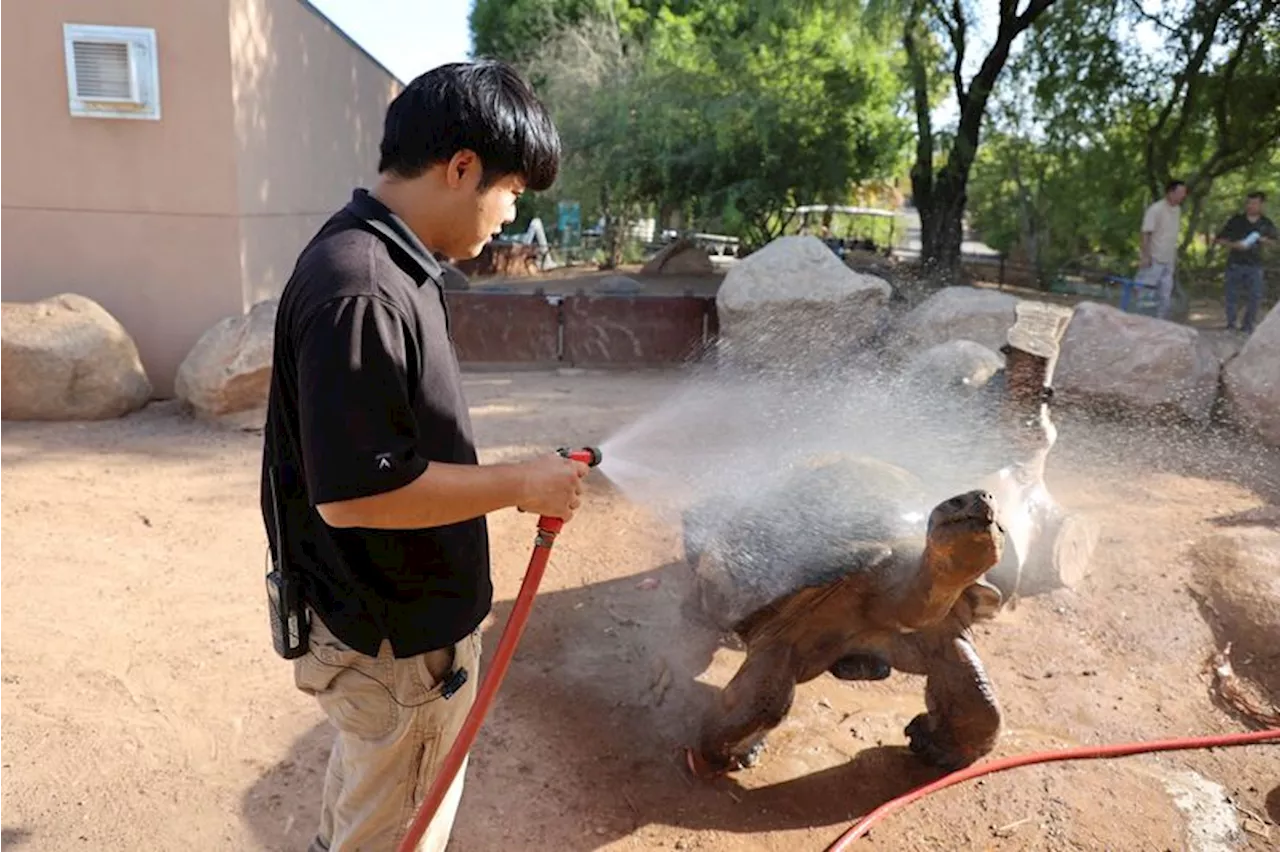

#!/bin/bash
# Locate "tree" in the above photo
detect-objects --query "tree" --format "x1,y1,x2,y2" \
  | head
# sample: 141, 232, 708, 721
642, 2, 908, 246
471, 0, 620, 67
975, 0, 1280, 276
520, 2, 909, 259
880, 0, 1057, 280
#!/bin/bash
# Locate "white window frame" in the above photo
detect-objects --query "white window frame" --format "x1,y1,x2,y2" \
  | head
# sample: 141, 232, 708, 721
63, 23, 161, 121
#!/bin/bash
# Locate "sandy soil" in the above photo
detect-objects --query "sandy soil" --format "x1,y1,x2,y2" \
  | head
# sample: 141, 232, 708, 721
3, 369, 1279, 852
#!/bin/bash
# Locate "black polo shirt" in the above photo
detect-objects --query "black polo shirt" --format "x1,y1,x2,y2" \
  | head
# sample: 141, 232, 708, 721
1216, 214, 1277, 267
260, 189, 491, 658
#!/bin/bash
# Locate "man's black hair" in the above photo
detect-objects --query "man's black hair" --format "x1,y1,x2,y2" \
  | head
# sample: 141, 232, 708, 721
1247, 190, 1266, 202
378, 60, 560, 191
1165, 179, 1187, 194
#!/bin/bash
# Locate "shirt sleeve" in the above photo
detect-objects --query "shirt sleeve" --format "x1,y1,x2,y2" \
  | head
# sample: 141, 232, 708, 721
1215, 216, 1235, 240
295, 295, 430, 506
1141, 203, 1158, 234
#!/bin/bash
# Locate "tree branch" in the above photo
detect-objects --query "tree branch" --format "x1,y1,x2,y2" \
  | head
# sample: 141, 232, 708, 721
1144, 0, 1230, 193
1015, 0, 1056, 31
930, 0, 969, 113
904, 6, 935, 207
1126, 0, 1178, 37
951, 0, 1055, 174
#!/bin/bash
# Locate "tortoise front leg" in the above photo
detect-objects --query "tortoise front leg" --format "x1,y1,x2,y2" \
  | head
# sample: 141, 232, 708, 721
691, 643, 796, 776
891, 630, 1001, 770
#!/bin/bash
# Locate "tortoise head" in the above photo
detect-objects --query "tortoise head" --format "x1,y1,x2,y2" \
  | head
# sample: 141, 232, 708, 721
925, 490, 1005, 583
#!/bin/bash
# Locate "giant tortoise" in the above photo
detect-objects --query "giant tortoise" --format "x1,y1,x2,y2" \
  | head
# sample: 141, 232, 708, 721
684, 455, 1007, 776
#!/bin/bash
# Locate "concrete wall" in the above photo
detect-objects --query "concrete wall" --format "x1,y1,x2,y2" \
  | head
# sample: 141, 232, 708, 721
229, 0, 401, 307
1, 0, 243, 395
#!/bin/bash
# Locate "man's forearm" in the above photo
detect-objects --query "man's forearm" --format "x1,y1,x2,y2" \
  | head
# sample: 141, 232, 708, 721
1140, 232, 1152, 262
317, 461, 527, 530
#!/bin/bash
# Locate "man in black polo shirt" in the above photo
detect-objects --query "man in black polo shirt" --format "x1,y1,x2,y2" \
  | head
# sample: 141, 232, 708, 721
1214, 190, 1277, 333
260, 61, 586, 852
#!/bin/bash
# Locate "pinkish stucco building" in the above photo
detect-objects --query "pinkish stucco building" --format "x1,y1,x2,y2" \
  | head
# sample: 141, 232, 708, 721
2, 0, 402, 394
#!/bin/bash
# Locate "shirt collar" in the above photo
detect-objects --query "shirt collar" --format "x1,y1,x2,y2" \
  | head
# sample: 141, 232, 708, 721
346, 189, 444, 287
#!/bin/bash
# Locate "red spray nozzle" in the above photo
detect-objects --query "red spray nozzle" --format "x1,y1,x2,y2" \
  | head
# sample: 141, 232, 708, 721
558, 446, 603, 467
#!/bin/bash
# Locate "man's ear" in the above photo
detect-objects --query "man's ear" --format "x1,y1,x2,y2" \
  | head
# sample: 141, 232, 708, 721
446, 149, 481, 189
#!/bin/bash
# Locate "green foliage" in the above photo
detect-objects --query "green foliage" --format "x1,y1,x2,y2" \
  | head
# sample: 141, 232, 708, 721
471, 0, 615, 66
966, 0, 1280, 283
513, 1, 909, 253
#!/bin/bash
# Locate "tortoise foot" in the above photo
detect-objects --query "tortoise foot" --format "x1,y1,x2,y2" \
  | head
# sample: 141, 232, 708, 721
685, 747, 729, 780
686, 740, 766, 779
904, 713, 987, 771
829, 653, 891, 681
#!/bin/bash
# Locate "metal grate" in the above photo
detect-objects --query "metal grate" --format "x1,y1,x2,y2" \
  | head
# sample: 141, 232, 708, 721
71, 40, 132, 100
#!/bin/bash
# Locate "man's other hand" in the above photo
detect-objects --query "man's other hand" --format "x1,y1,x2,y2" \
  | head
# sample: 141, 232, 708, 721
517, 455, 588, 520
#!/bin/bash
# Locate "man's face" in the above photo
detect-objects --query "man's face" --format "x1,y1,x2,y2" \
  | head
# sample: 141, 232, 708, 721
1246, 196, 1264, 217
437, 150, 525, 260
1168, 185, 1188, 206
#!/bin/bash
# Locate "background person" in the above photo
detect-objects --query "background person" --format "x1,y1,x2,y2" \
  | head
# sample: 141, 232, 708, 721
1138, 179, 1187, 320
1214, 190, 1277, 333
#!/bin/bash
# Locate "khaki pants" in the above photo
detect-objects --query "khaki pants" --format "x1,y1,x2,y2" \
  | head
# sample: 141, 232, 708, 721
1138, 261, 1176, 319
294, 613, 480, 852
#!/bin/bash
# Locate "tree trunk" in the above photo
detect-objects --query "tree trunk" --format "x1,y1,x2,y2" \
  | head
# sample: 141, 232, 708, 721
918, 179, 967, 281
905, 0, 1057, 280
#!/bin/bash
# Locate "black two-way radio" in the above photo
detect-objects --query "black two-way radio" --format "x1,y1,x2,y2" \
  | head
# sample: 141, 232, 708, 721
266, 466, 310, 659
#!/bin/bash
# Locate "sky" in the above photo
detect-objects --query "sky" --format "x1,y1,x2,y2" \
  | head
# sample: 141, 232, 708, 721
309, 0, 474, 83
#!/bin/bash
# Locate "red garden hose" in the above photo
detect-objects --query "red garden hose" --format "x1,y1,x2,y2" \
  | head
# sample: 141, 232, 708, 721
397, 447, 601, 852
824, 727, 1280, 851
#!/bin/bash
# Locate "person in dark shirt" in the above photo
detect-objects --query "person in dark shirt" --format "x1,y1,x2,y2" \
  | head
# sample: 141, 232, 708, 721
1214, 191, 1278, 333
260, 61, 586, 852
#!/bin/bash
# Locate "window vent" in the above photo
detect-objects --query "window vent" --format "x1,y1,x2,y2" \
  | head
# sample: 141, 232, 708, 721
63, 24, 160, 120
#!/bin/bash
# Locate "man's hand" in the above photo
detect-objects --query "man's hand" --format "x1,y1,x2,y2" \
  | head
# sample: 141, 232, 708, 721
517, 455, 588, 520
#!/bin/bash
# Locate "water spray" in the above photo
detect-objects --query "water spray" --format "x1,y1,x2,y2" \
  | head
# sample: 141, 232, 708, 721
396, 447, 602, 852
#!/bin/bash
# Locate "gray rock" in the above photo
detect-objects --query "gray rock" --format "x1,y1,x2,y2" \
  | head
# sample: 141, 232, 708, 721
902, 339, 1005, 391
1190, 528, 1280, 687
715, 235, 891, 372
1, 293, 152, 420
1223, 303, 1280, 446
1055, 301, 1221, 422
175, 299, 277, 429
890, 286, 1020, 356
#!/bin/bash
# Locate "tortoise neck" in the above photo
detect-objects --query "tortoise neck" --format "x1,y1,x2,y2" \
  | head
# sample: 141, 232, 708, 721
895, 549, 973, 630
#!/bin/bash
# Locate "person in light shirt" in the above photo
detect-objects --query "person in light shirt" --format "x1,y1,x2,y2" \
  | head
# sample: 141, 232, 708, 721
1138, 179, 1187, 320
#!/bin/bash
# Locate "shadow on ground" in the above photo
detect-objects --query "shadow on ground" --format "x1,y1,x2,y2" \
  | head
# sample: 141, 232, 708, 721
240, 560, 945, 850
1, 828, 33, 849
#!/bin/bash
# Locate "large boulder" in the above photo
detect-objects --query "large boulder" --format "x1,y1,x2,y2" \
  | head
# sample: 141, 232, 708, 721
1190, 528, 1280, 695
1223, 303, 1280, 446
1, 293, 152, 420
890, 286, 1020, 356
175, 299, 276, 429
715, 235, 891, 371
1054, 302, 1221, 422
901, 339, 1005, 392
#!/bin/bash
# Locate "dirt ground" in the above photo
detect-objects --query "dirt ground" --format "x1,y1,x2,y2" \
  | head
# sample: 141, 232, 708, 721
3, 369, 1279, 852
